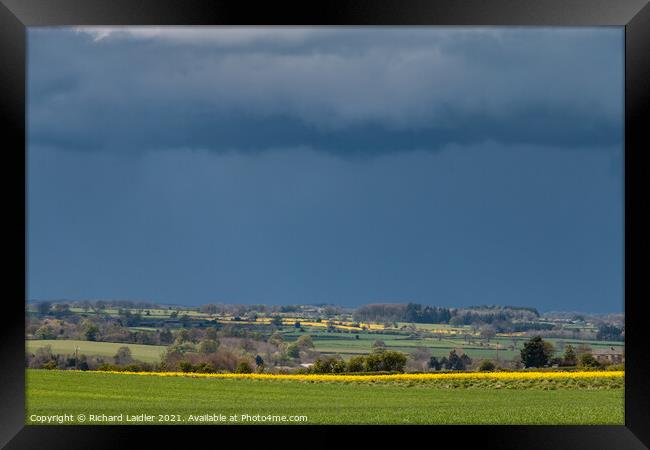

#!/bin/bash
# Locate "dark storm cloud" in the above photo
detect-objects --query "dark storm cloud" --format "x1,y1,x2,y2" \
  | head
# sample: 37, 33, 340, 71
27, 28, 624, 310
28, 27, 623, 155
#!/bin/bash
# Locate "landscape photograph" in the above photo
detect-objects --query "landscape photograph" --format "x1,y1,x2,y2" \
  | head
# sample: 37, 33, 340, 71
26, 26, 624, 425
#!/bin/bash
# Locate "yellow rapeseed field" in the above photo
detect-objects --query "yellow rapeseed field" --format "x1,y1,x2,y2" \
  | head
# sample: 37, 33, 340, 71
94, 370, 623, 382
222, 317, 386, 331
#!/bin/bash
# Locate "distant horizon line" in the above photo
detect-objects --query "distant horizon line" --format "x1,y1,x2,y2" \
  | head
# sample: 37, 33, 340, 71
25, 298, 624, 316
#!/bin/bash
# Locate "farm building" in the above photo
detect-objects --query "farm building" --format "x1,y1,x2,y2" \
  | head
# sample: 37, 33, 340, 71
592, 348, 624, 364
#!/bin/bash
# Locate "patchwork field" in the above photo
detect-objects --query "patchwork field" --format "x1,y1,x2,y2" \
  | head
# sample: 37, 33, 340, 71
26, 370, 624, 425
26, 331, 624, 364
279, 330, 624, 361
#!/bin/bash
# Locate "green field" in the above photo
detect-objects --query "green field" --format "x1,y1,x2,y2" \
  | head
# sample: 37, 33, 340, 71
26, 370, 623, 425
280, 329, 623, 361
26, 340, 166, 363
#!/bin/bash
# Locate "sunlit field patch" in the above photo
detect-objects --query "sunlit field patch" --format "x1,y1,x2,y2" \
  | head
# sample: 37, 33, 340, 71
26, 369, 624, 425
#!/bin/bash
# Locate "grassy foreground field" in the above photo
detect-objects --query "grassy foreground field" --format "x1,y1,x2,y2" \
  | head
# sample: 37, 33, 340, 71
26, 370, 623, 425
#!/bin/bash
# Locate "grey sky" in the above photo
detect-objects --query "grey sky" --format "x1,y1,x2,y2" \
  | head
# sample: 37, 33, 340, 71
27, 27, 623, 312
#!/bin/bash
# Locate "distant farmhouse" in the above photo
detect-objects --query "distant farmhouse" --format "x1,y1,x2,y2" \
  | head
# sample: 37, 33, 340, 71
592, 348, 624, 364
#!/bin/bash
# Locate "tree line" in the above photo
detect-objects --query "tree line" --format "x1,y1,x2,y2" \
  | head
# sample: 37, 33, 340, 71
353, 303, 539, 326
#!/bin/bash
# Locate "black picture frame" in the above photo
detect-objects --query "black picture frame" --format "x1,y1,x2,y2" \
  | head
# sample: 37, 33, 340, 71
1, 1, 648, 448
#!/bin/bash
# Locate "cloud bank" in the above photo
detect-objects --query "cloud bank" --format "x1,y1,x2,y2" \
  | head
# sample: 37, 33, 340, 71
28, 27, 623, 155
